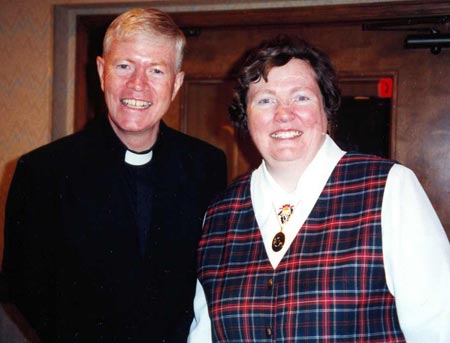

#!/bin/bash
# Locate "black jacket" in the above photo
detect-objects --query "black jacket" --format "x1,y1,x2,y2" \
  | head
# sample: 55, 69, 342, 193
2, 116, 227, 342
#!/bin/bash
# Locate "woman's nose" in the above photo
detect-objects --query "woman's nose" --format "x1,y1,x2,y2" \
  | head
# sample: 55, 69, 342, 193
275, 102, 295, 122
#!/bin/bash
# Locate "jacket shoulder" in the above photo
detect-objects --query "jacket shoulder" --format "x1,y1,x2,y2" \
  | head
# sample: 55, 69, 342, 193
17, 121, 103, 171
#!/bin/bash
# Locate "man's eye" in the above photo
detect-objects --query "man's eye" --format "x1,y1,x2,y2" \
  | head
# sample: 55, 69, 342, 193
152, 68, 164, 75
117, 64, 129, 69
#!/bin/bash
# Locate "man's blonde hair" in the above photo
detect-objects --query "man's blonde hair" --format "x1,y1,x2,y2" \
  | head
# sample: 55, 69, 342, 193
103, 8, 186, 71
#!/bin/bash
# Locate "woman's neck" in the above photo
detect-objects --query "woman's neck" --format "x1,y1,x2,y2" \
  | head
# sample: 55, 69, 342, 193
265, 159, 308, 193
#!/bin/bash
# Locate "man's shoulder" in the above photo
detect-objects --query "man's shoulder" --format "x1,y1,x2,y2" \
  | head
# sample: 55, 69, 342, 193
20, 121, 102, 166
158, 124, 227, 190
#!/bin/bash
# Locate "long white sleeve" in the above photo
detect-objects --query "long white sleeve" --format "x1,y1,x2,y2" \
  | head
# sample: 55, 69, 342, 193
382, 164, 450, 343
187, 279, 211, 342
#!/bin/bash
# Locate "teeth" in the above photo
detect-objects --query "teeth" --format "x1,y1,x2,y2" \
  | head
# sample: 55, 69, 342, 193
271, 130, 302, 139
121, 99, 152, 109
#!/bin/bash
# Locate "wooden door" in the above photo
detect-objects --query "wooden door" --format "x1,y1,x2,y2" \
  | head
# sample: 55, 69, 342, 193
181, 80, 260, 183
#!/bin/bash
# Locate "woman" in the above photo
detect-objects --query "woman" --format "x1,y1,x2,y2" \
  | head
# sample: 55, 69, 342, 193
188, 35, 450, 342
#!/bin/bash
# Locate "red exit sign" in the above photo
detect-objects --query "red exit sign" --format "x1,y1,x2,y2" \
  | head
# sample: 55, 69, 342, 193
378, 77, 393, 98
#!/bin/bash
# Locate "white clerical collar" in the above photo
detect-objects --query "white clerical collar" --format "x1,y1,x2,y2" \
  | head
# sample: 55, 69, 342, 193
124, 149, 153, 166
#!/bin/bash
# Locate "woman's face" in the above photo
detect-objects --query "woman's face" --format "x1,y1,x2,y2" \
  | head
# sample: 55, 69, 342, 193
246, 58, 328, 168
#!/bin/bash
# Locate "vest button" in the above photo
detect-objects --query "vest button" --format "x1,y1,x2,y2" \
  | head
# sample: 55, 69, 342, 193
266, 327, 272, 337
268, 278, 273, 288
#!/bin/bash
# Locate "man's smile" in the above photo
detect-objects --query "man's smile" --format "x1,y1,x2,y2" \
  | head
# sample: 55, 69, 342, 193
120, 98, 152, 109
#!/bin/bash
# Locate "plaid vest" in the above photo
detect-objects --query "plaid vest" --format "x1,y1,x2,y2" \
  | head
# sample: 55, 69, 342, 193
198, 153, 406, 343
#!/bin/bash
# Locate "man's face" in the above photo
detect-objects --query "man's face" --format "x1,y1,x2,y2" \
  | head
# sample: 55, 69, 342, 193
246, 58, 328, 168
96, 34, 184, 147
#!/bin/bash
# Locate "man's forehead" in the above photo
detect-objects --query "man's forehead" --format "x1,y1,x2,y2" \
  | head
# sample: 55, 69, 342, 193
106, 36, 176, 61
113, 33, 174, 45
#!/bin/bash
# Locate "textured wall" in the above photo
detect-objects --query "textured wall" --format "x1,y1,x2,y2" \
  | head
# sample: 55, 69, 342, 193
1, 0, 54, 269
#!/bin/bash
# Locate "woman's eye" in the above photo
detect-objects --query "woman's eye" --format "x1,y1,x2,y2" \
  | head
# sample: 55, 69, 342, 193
294, 95, 309, 102
257, 98, 274, 105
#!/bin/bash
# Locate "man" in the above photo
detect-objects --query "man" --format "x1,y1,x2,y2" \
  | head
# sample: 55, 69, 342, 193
2, 8, 226, 342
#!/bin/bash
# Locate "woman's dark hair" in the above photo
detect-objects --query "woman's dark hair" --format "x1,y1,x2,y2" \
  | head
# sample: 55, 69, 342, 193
229, 35, 341, 131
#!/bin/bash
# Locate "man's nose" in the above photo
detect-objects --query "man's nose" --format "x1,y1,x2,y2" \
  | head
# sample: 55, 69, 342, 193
127, 69, 147, 91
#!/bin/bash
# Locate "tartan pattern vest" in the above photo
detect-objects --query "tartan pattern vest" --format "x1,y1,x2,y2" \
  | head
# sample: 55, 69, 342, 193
198, 153, 406, 343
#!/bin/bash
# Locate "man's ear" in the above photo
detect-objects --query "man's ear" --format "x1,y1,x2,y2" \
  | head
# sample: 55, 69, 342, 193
96, 56, 105, 91
171, 71, 185, 101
